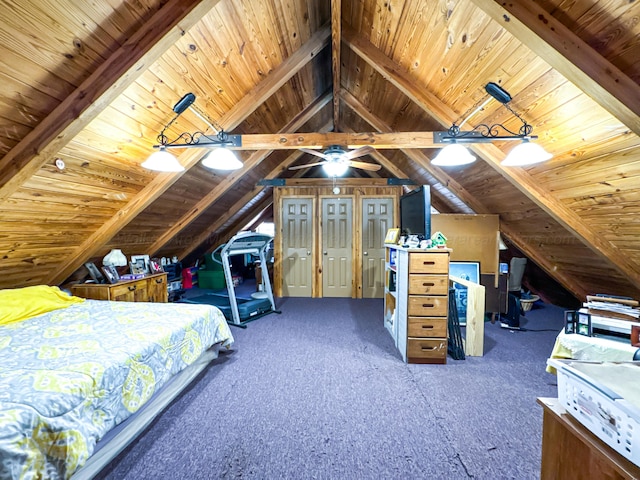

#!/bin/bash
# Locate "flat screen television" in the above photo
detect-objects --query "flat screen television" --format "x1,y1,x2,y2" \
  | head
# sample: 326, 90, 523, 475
400, 185, 431, 239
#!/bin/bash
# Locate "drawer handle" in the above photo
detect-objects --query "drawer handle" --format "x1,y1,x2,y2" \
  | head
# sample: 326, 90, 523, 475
128, 285, 137, 291
422, 303, 434, 308
422, 282, 435, 287
421, 346, 437, 351
422, 261, 435, 266
421, 325, 434, 329
156, 278, 164, 284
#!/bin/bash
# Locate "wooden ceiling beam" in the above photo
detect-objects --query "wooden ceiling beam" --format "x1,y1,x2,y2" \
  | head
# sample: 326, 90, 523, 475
0, 0, 223, 203
51, 23, 331, 285
148, 90, 333, 257
331, 0, 342, 131
340, 90, 473, 214
233, 131, 436, 149
472, 0, 640, 136
343, 26, 640, 288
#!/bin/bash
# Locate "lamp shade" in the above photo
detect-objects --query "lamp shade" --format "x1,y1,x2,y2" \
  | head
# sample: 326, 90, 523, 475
432, 144, 476, 166
322, 160, 349, 177
141, 149, 185, 172
103, 249, 128, 267
201, 148, 243, 170
502, 140, 552, 166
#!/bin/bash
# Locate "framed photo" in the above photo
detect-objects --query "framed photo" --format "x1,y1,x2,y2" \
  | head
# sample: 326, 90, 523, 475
449, 261, 481, 326
385, 228, 400, 244
85, 262, 105, 284
577, 311, 592, 337
564, 310, 577, 334
101, 265, 120, 284
130, 255, 150, 274
149, 258, 164, 274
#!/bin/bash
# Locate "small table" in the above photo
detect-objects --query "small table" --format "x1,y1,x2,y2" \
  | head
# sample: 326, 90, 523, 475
547, 330, 639, 373
538, 397, 640, 479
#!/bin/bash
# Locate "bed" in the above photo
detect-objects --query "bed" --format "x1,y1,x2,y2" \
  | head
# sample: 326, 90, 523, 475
0, 286, 234, 479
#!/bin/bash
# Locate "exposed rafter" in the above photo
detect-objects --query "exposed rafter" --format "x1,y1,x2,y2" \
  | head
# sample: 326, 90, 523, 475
50, 22, 332, 285
472, 0, 640, 136
342, 24, 640, 287
0, 0, 223, 203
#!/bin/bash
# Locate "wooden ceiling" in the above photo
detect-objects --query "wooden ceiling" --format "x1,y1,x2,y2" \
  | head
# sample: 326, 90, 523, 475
1, 0, 639, 303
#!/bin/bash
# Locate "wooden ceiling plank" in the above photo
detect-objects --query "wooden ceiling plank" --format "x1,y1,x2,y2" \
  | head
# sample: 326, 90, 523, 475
345, 25, 640, 288
0, 0, 224, 203
217, 23, 331, 131
471, 0, 640, 136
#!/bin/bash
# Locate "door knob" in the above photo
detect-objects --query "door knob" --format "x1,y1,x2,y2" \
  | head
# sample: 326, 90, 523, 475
323, 251, 327, 255
363, 251, 368, 256
307, 250, 311, 256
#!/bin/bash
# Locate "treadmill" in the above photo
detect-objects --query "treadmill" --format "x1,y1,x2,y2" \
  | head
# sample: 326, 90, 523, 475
182, 231, 278, 327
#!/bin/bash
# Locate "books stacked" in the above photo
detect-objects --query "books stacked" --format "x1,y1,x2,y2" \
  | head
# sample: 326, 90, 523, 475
585, 294, 640, 321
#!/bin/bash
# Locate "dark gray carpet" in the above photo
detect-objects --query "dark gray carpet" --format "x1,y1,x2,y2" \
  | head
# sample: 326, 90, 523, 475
97, 297, 563, 479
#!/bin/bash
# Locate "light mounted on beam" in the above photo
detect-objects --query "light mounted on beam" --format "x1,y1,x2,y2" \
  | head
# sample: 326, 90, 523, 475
142, 93, 243, 172
432, 82, 551, 167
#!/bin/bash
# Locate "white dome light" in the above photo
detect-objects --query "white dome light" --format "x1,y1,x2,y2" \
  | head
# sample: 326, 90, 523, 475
502, 140, 552, 166
141, 148, 185, 172
201, 148, 243, 170
432, 144, 476, 166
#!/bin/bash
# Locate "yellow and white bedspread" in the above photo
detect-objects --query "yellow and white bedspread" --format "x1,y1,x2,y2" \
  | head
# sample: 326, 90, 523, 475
0, 299, 233, 479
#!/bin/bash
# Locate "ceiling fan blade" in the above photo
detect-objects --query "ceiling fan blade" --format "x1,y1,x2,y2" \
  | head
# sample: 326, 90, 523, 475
300, 148, 328, 160
343, 145, 375, 160
288, 161, 327, 171
348, 160, 382, 171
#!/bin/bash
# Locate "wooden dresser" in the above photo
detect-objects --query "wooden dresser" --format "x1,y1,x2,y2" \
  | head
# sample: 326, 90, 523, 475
71, 273, 168, 303
385, 246, 450, 364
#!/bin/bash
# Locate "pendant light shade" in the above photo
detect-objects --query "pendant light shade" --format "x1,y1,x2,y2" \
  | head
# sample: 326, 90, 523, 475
432, 144, 476, 166
141, 148, 185, 172
502, 140, 552, 166
201, 148, 243, 170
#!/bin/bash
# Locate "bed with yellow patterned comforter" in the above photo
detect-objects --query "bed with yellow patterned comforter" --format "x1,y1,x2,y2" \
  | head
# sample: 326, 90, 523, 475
0, 286, 233, 479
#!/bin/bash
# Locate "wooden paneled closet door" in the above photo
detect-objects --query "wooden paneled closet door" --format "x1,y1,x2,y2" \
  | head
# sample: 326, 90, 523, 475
362, 197, 394, 298
281, 197, 314, 297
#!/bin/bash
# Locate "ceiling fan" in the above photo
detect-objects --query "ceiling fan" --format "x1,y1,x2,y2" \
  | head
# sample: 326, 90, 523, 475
288, 145, 381, 176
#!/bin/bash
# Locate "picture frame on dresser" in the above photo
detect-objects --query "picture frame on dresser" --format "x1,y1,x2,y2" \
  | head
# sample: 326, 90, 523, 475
385, 228, 400, 245
131, 254, 150, 274
85, 262, 105, 284
149, 258, 164, 274
101, 265, 120, 284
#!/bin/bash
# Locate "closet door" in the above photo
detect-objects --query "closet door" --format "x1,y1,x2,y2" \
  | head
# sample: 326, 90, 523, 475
322, 197, 353, 297
281, 197, 314, 297
362, 197, 394, 298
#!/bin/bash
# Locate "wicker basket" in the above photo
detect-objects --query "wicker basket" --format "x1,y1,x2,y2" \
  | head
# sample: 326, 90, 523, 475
520, 295, 540, 312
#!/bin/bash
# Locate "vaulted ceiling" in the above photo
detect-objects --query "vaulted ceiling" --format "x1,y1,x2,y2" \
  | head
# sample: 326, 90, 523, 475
1, 0, 639, 304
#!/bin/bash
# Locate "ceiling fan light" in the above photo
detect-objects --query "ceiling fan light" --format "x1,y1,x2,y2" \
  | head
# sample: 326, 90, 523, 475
142, 148, 185, 172
201, 148, 243, 170
432, 144, 476, 166
323, 160, 349, 177
502, 140, 552, 166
